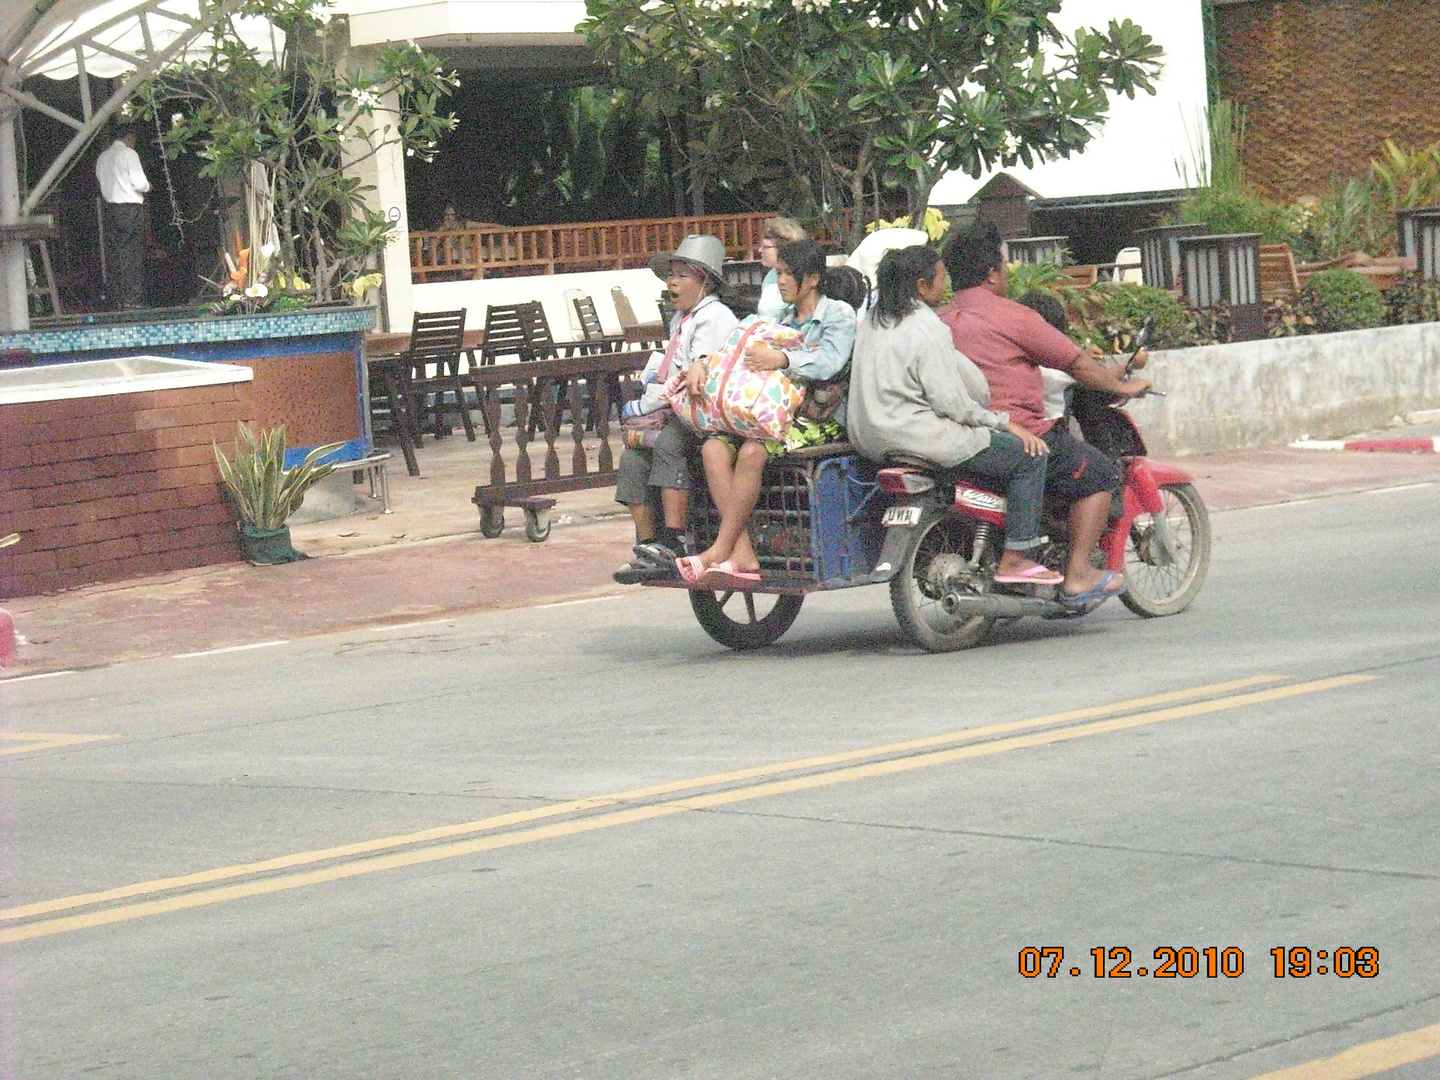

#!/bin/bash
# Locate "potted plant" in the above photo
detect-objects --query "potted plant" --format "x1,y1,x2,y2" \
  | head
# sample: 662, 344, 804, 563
214, 425, 343, 564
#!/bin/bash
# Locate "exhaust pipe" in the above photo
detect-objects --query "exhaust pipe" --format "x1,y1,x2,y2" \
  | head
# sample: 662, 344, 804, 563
941, 591, 1058, 618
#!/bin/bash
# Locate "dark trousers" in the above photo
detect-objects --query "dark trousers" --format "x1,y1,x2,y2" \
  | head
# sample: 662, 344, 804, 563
103, 202, 146, 309
956, 430, 1048, 550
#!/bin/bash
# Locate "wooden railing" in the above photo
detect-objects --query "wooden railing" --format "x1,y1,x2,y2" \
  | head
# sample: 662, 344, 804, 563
411, 212, 777, 281
470, 349, 648, 523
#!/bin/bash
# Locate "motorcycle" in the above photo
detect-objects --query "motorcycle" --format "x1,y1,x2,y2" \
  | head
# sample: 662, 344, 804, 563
634, 321, 1212, 653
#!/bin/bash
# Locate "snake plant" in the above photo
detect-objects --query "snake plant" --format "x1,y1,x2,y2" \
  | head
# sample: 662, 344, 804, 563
213, 424, 344, 531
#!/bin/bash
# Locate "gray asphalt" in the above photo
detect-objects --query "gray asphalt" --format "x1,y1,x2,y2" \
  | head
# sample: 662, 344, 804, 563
3, 482, 1438, 1079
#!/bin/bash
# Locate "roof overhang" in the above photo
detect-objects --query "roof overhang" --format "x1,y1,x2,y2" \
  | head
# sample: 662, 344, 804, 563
341, 0, 589, 49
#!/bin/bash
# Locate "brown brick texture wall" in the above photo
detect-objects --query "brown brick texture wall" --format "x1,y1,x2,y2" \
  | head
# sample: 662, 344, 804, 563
0, 383, 250, 598
1217, 0, 1440, 202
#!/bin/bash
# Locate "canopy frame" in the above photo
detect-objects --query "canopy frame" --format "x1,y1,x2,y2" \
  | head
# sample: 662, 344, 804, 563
1, 0, 245, 329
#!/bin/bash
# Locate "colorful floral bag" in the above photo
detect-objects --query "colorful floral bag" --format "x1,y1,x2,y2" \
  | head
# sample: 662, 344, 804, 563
666, 317, 807, 441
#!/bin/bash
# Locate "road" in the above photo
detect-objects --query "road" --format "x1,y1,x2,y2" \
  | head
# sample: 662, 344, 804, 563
3, 483, 1438, 1079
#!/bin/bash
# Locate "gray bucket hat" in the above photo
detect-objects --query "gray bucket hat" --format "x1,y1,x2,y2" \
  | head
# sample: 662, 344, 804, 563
649, 234, 726, 287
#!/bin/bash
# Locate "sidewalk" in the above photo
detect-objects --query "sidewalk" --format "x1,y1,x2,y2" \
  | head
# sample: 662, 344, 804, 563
4, 428, 1439, 677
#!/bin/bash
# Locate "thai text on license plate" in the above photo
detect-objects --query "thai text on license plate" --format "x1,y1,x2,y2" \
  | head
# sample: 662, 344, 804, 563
881, 506, 922, 527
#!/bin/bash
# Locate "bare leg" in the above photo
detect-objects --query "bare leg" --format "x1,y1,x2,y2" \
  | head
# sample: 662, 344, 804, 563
1062, 491, 1121, 595
700, 439, 764, 571
630, 503, 655, 544
660, 487, 688, 532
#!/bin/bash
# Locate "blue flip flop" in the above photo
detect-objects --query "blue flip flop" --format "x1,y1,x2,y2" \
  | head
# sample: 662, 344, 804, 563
1059, 570, 1127, 608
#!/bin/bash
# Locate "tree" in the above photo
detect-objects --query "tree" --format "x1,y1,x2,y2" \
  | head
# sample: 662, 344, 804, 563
582, 0, 1163, 242
135, 0, 457, 304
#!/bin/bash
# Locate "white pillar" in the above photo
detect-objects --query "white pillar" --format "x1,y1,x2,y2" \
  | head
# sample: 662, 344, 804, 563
341, 84, 413, 333
0, 104, 28, 333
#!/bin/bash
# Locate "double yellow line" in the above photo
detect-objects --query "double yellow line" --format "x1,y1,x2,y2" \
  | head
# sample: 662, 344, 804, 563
1, 672, 1376, 944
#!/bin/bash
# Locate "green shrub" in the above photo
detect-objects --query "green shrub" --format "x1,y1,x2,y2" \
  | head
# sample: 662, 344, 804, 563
1169, 187, 1298, 246
1385, 272, 1440, 325
1297, 269, 1386, 333
1076, 283, 1224, 351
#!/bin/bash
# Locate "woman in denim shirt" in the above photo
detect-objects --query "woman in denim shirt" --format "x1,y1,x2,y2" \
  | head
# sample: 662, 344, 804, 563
677, 240, 859, 587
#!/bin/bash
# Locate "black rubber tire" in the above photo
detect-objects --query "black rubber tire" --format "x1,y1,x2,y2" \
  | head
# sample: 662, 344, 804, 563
889, 515, 995, 652
479, 506, 505, 538
524, 507, 551, 543
689, 589, 804, 650
1120, 483, 1211, 617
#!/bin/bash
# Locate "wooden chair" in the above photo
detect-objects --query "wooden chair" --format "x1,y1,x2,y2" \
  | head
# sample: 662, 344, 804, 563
1259, 244, 1301, 304
404, 309, 475, 442
480, 302, 540, 366
365, 355, 420, 476
572, 294, 606, 341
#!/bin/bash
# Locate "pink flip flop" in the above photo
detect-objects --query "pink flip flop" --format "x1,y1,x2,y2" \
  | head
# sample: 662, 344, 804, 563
676, 555, 708, 585
701, 560, 762, 589
993, 564, 1064, 586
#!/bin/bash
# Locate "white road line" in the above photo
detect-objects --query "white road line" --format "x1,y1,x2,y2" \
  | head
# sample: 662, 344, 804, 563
0, 670, 77, 684
531, 594, 626, 610
366, 618, 454, 633
1361, 482, 1437, 496
172, 640, 289, 659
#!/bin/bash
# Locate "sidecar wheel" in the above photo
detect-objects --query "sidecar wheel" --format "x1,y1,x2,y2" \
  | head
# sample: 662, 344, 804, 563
690, 589, 803, 650
1121, 483, 1210, 617
479, 506, 505, 538
523, 507, 551, 543
890, 515, 995, 652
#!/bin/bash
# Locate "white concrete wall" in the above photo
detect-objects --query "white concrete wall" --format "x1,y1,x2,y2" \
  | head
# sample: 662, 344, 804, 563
1129, 323, 1440, 456
412, 267, 667, 340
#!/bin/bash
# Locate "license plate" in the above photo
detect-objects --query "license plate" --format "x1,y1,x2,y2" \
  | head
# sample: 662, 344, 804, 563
882, 506, 922, 527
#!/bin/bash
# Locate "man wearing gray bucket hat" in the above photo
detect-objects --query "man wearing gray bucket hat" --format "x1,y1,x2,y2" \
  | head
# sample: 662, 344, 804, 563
615, 234, 738, 581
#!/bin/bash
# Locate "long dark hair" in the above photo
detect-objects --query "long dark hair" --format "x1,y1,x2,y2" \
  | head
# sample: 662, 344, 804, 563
870, 246, 941, 328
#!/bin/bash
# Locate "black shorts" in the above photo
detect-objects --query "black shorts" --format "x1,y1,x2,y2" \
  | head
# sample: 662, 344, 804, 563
1041, 424, 1123, 504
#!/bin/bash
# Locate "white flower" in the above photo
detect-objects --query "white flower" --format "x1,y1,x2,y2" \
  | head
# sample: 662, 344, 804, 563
170, 112, 184, 128
1001, 133, 1021, 157
703, 93, 723, 110
244, 282, 269, 299
308, 1, 333, 24
347, 86, 381, 109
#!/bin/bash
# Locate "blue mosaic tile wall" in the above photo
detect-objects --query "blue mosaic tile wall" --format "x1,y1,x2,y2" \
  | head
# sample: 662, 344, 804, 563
0, 307, 375, 355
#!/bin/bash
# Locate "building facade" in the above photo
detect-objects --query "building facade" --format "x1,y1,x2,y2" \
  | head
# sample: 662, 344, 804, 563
1215, 0, 1440, 202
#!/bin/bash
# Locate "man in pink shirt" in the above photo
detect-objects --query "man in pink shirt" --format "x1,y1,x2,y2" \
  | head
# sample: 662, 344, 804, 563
939, 224, 1150, 606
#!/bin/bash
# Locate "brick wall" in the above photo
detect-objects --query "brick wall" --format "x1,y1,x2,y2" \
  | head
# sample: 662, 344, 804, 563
0, 383, 250, 598
1216, 0, 1440, 202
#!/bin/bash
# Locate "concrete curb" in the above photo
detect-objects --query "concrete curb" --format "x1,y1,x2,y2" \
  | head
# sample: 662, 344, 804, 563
1290, 437, 1440, 453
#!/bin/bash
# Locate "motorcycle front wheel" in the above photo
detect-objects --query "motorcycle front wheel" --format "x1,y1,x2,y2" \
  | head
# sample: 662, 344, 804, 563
890, 515, 996, 652
690, 588, 804, 650
1121, 483, 1211, 617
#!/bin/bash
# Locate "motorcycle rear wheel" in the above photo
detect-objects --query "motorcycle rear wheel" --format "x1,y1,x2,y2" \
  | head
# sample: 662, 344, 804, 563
1121, 483, 1210, 617
890, 515, 996, 652
690, 589, 804, 650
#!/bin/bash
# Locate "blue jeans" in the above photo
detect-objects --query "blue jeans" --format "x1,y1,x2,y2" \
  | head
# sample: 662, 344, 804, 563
955, 430, 1048, 551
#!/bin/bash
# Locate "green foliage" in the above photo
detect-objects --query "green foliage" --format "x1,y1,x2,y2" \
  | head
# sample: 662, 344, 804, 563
1297, 269, 1387, 334
1169, 99, 1297, 246
1076, 283, 1225, 351
582, 0, 1162, 240
1385, 272, 1440, 326
213, 424, 343, 530
1004, 261, 1086, 311
136, 0, 458, 303
1171, 187, 1298, 245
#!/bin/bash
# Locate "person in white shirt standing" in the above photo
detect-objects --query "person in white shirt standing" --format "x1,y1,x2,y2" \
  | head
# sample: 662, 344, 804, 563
94, 126, 151, 309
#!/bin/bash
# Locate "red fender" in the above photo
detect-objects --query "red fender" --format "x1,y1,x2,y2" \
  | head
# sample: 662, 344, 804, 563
1101, 458, 1197, 571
